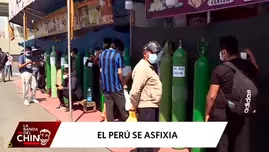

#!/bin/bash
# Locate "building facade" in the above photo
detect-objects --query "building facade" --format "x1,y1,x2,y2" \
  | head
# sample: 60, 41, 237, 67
0, 0, 34, 55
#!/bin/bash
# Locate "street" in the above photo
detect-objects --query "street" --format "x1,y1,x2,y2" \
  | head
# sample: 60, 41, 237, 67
0, 69, 109, 152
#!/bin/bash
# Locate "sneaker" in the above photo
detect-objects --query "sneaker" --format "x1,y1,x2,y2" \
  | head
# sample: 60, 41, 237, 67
65, 108, 74, 112
31, 99, 39, 103
24, 100, 30, 106
56, 105, 62, 109
56, 104, 66, 110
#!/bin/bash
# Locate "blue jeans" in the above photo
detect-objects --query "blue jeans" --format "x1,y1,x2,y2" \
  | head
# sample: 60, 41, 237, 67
4, 65, 12, 77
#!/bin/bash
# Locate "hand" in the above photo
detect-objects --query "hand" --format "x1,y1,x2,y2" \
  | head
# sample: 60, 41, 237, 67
57, 86, 63, 90
26, 61, 33, 65
205, 115, 210, 122
129, 105, 136, 111
123, 85, 128, 89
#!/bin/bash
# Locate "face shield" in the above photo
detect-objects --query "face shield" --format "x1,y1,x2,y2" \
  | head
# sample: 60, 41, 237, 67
143, 41, 162, 54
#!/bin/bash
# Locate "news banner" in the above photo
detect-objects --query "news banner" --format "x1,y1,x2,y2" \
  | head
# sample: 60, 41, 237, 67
8, 122, 226, 148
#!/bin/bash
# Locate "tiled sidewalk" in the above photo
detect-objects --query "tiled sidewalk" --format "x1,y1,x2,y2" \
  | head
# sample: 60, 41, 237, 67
14, 79, 189, 152
14, 79, 102, 122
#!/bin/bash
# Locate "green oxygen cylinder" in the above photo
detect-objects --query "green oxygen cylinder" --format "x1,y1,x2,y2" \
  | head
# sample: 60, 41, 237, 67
60, 52, 66, 80
172, 40, 188, 150
192, 39, 210, 152
159, 41, 173, 122
83, 48, 93, 98
172, 40, 188, 122
50, 46, 57, 98
45, 48, 51, 95
75, 50, 83, 89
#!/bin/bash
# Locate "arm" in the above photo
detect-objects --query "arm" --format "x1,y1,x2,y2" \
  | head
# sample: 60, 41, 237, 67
129, 68, 148, 108
246, 49, 259, 71
93, 50, 103, 65
18, 56, 30, 69
124, 71, 132, 85
206, 67, 221, 120
115, 53, 125, 87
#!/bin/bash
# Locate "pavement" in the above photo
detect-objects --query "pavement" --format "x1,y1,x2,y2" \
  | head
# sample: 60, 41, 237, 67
0, 72, 109, 152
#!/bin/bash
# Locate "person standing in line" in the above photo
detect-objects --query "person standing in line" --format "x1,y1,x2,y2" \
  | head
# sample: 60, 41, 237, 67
130, 41, 163, 121
5, 52, 13, 77
0, 48, 8, 82
130, 41, 163, 152
18, 48, 39, 105
100, 37, 113, 121
99, 39, 129, 122
206, 36, 259, 152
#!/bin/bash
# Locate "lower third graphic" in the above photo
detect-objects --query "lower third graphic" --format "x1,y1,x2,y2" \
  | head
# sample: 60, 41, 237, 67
8, 121, 61, 148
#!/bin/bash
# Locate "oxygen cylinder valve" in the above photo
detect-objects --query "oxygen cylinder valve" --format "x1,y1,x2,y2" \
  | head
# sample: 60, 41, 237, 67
198, 38, 208, 56
178, 40, 182, 48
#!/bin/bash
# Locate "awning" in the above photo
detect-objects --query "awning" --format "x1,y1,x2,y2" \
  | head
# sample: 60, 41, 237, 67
9, 0, 67, 29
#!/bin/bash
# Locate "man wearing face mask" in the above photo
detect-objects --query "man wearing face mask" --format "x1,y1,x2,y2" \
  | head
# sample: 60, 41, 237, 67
130, 41, 162, 120
130, 41, 162, 152
56, 66, 83, 112
206, 36, 259, 152
18, 47, 38, 105
99, 39, 129, 122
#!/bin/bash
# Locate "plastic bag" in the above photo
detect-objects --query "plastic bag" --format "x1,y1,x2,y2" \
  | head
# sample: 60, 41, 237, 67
126, 111, 137, 122
124, 89, 132, 111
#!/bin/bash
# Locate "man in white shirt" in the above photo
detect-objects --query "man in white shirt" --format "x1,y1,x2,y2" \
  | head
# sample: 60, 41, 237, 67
5, 52, 13, 77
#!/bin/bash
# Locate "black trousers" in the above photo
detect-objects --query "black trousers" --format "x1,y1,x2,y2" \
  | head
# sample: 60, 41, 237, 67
137, 108, 159, 152
104, 91, 129, 122
57, 90, 81, 106
207, 108, 251, 152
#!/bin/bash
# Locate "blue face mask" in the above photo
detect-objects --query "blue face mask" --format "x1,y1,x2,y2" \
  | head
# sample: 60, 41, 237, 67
148, 53, 158, 64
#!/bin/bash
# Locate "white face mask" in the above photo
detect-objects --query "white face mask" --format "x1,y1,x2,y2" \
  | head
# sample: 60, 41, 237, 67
240, 52, 247, 60
219, 51, 224, 61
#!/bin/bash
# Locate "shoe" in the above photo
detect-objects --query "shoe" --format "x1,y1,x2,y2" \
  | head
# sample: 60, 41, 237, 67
56, 105, 62, 109
65, 108, 74, 112
56, 104, 66, 110
31, 99, 39, 103
24, 100, 30, 106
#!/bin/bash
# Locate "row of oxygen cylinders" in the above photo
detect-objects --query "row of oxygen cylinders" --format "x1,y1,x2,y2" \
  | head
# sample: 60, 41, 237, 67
44, 46, 131, 111
160, 40, 210, 152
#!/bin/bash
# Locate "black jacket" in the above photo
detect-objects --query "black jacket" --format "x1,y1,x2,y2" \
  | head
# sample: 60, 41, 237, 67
62, 72, 83, 100
0, 51, 7, 69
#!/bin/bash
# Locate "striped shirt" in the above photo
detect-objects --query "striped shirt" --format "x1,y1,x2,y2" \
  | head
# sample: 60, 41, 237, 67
99, 49, 124, 93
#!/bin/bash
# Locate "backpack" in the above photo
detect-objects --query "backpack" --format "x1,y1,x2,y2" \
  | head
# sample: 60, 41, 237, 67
221, 62, 257, 116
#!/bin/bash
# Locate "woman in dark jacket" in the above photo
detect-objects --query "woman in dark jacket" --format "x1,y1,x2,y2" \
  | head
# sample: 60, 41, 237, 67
56, 67, 83, 112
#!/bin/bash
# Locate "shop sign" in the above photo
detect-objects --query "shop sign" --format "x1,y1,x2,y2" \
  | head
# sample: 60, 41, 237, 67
34, 0, 113, 38
187, 13, 207, 26
145, 0, 269, 19
9, 0, 35, 20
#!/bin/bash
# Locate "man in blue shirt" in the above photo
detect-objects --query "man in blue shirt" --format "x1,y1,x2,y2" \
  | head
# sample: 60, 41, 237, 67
99, 39, 128, 121
18, 47, 39, 106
